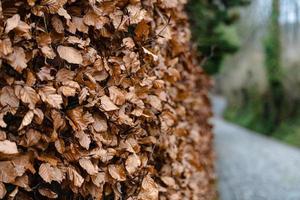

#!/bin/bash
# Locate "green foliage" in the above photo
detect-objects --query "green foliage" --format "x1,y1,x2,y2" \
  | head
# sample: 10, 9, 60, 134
187, 0, 249, 74
263, 0, 284, 133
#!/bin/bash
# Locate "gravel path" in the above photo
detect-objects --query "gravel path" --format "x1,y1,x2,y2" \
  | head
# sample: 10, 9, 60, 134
212, 96, 300, 200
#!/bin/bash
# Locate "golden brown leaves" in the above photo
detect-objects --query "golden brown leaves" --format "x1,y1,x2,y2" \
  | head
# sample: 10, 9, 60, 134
0, 0, 215, 199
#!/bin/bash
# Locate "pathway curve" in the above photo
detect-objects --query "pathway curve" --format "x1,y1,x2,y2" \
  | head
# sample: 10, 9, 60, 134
212, 96, 300, 200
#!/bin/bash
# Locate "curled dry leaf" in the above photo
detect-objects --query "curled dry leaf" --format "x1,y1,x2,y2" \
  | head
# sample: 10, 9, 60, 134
125, 154, 141, 174
138, 175, 159, 200
5, 14, 20, 33
57, 46, 83, 65
0, 38, 13, 56
100, 95, 119, 111
109, 86, 125, 106
38, 188, 58, 199
79, 158, 98, 175
39, 86, 63, 109
0, 161, 18, 183
108, 164, 126, 181
0, 182, 6, 199
39, 163, 65, 183
67, 167, 84, 187
0, 86, 19, 108
6, 47, 27, 72
161, 176, 176, 187
92, 114, 107, 132
18, 110, 34, 130
76, 131, 91, 150
19, 129, 41, 147
15, 85, 40, 109
67, 107, 94, 131
0, 140, 18, 154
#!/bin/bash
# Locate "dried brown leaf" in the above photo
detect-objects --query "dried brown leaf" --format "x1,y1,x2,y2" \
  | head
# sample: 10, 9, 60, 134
0, 182, 6, 199
57, 46, 83, 65
79, 158, 98, 175
108, 164, 126, 181
0, 140, 18, 154
39, 163, 65, 183
38, 188, 58, 199
0, 86, 19, 108
125, 154, 141, 174
67, 167, 84, 187
100, 95, 119, 111
18, 110, 34, 130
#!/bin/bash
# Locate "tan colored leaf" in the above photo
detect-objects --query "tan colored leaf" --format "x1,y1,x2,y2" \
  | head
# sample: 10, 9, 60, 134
51, 16, 64, 33
92, 114, 108, 132
125, 154, 141, 174
79, 158, 98, 175
51, 109, 66, 131
71, 17, 88, 33
91, 172, 105, 187
6, 47, 27, 72
142, 47, 158, 61
127, 5, 146, 24
54, 139, 65, 154
58, 86, 76, 97
19, 129, 41, 147
33, 108, 44, 124
37, 67, 54, 81
0, 131, 6, 141
57, 46, 83, 65
108, 86, 125, 106
39, 86, 63, 109
100, 95, 119, 111
13, 175, 30, 189
38, 188, 58, 199
161, 176, 176, 187
67, 167, 84, 187
138, 175, 158, 200
0, 182, 6, 199
0, 161, 18, 183
148, 95, 162, 111
56, 68, 75, 83
39, 163, 65, 183
75, 131, 91, 150
67, 107, 94, 131
108, 164, 126, 181
57, 7, 71, 19
15, 85, 40, 109
83, 11, 107, 29
122, 37, 135, 49
0, 38, 13, 56
0, 140, 18, 154
5, 14, 20, 33
18, 110, 34, 130
0, 86, 19, 108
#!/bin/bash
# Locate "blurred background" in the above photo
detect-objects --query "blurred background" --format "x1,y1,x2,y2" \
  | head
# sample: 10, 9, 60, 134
187, 0, 300, 147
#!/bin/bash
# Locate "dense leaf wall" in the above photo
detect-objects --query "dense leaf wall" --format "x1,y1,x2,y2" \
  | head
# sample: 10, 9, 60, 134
0, 0, 215, 199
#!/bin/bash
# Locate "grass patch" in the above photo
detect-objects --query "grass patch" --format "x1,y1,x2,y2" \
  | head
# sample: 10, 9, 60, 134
224, 101, 300, 148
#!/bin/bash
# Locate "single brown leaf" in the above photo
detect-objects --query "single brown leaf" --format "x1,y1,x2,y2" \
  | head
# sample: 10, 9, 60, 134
79, 158, 98, 175
57, 46, 83, 64
0, 140, 18, 154
108, 164, 126, 181
39, 163, 65, 183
